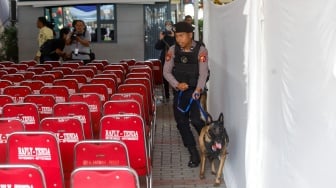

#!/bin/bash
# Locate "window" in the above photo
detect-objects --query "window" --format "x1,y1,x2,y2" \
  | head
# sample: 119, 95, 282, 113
45, 4, 117, 43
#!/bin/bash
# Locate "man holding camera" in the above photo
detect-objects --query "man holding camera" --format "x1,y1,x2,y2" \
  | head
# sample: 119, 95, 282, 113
155, 20, 175, 99
66, 20, 91, 64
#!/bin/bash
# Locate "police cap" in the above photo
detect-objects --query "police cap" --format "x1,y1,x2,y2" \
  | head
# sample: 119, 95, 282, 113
173, 22, 194, 33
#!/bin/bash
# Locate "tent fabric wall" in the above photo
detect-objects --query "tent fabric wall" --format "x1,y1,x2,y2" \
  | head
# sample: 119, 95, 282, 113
204, 0, 336, 187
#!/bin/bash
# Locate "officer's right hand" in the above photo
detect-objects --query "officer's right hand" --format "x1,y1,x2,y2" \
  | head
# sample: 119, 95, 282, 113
176, 83, 189, 91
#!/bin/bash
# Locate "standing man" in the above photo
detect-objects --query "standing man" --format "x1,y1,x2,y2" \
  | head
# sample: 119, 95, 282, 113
155, 20, 175, 99
35, 17, 54, 63
184, 15, 193, 25
163, 21, 209, 168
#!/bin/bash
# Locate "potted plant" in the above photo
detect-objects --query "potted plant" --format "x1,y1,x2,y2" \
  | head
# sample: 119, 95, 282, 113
0, 25, 18, 62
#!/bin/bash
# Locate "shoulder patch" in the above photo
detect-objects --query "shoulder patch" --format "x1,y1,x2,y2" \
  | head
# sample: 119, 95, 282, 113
166, 52, 172, 62
199, 52, 207, 63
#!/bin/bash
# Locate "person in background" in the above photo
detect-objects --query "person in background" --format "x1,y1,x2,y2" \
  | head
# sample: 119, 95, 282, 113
39, 27, 70, 63
155, 20, 175, 99
184, 15, 193, 25
66, 19, 91, 64
163, 22, 209, 168
34, 16, 54, 63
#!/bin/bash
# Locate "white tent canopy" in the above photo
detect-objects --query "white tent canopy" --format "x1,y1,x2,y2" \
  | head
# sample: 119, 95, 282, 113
0, 0, 10, 26
204, 0, 336, 187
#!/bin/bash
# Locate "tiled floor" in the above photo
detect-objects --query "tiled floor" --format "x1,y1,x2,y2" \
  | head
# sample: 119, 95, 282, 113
150, 95, 227, 188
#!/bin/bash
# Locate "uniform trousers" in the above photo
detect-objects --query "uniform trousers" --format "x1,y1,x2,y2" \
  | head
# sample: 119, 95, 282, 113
173, 89, 205, 147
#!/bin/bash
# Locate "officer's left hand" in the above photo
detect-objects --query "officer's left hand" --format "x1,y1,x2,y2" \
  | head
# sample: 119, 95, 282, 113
192, 90, 201, 100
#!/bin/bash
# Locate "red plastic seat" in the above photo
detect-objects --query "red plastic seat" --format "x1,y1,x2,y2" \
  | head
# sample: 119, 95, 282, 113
1, 67, 18, 74
0, 61, 14, 67
27, 67, 46, 74
148, 59, 164, 86
87, 62, 105, 72
53, 67, 73, 75
99, 114, 151, 188
79, 84, 109, 103
40, 86, 69, 103
0, 118, 24, 163
102, 70, 124, 84
120, 59, 136, 67
20, 60, 38, 67
63, 60, 84, 66
90, 77, 116, 97
40, 116, 85, 186
0, 80, 13, 94
91, 59, 109, 66
43, 70, 64, 79
0, 164, 47, 188
78, 65, 98, 74
35, 64, 53, 71
20, 71, 36, 80
24, 94, 56, 120
94, 73, 118, 86
69, 93, 102, 139
104, 64, 126, 74
74, 140, 130, 168
64, 74, 88, 85
73, 69, 95, 78
2, 103, 40, 131
9, 63, 29, 71
0, 95, 14, 114
53, 78, 79, 95
20, 80, 45, 94
44, 60, 62, 67
71, 166, 140, 188
1, 73, 25, 84
32, 74, 55, 86
3, 85, 32, 103
53, 102, 93, 139
7, 131, 65, 188
0, 70, 8, 78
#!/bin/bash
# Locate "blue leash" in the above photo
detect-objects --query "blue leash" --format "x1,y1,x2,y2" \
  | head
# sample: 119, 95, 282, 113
177, 91, 209, 122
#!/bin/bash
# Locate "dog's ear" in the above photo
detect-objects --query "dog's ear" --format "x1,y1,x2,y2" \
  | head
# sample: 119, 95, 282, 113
218, 113, 224, 123
206, 113, 213, 124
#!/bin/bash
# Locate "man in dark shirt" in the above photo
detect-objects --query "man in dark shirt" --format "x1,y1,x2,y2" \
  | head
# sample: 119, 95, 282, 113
155, 20, 175, 99
40, 27, 70, 63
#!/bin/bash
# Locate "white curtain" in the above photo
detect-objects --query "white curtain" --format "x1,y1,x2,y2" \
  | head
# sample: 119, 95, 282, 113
204, 0, 336, 188
0, 0, 10, 26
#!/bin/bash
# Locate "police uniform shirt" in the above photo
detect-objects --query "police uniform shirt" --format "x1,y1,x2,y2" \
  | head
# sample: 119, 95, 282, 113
163, 40, 209, 91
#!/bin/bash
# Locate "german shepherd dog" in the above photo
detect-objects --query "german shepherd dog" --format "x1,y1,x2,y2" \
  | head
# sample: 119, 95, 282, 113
199, 113, 229, 186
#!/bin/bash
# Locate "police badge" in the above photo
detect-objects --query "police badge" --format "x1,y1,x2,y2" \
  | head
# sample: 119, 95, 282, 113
181, 56, 188, 63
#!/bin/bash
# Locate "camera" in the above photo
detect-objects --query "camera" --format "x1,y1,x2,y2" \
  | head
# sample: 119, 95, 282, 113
71, 32, 82, 40
162, 30, 172, 36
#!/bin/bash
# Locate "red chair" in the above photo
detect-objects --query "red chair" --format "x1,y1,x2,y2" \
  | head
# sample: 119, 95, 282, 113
7, 131, 65, 188
71, 166, 140, 188
124, 77, 154, 103
90, 77, 116, 98
53, 67, 73, 75
100, 114, 151, 188
74, 140, 130, 168
120, 59, 136, 67
0, 164, 47, 188
40, 86, 69, 103
21, 71, 36, 80
3, 85, 32, 103
40, 117, 85, 186
87, 62, 105, 72
63, 60, 84, 66
2, 103, 40, 131
103, 99, 142, 117
148, 59, 163, 86
104, 64, 126, 74
94, 73, 118, 86
1, 67, 18, 74
119, 62, 129, 73
135, 61, 154, 70
20, 80, 45, 94
0, 70, 8, 78
126, 72, 151, 80
78, 65, 98, 74
73, 69, 95, 79
118, 83, 153, 119
53, 102, 93, 139
91, 59, 109, 66
9, 63, 29, 71
79, 84, 109, 103
20, 60, 38, 67
27, 67, 46, 74
0, 118, 24, 163
1, 73, 25, 84
35, 64, 53, 71
64, 74, 88, 85
102, 70, 124, 84
24, 94, 56, 120
0, 95, 14, 114
32, 74, 55, 86
44, 60, 62, 67
0, 80, 13, 94
53, 78, 79, 95
0, 61, 14, 67
43, 70, 64, 79
69, 93, 102, 139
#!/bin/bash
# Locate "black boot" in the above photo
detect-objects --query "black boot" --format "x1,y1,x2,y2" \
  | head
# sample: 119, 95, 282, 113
187, 146, 200, 168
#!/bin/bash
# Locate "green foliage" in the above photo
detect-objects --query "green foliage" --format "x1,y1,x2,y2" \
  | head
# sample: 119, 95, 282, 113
0, 26, 18, 62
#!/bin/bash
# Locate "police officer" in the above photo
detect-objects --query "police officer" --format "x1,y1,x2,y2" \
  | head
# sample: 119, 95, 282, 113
163, 21, 209, 168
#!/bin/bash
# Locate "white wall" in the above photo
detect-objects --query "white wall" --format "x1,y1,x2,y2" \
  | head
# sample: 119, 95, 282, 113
17, 4, 145, 62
